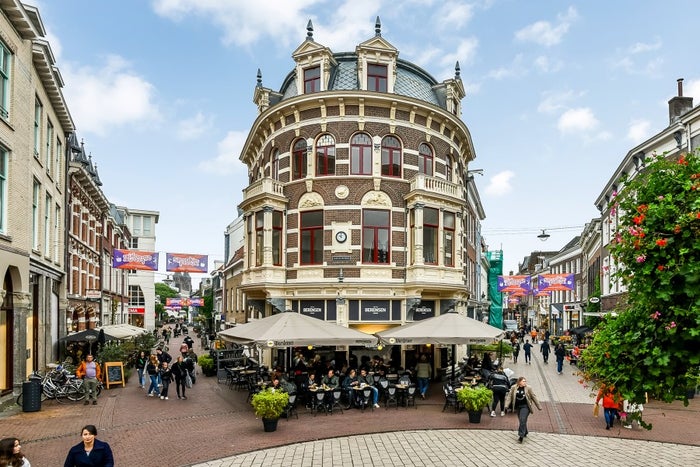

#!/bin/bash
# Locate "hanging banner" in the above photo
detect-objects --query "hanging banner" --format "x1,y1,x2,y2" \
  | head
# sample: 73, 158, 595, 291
189, 297, 204, 307
497, 275, 531, 294
538, 273, 575, 292
166, 253, 208, 273
113, 250, 158, 271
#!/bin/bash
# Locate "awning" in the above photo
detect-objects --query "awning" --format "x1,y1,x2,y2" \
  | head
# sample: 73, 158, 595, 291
97, 324, 148, 339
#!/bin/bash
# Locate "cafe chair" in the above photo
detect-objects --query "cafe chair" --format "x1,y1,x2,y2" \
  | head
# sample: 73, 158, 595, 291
313, 390, 327, 417
285, 393, 299, 420
372, 374, 381, 385
378, 378, 389, 402
405, 385, 417, 409
329, 389, 344, 415
361, 387, 374, 412
398, 375, 411, 386
385, 386, 399, 409
442, 384, 461, 413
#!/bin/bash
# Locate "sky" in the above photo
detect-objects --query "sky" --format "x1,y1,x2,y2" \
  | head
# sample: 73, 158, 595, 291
33, 0, 700, 280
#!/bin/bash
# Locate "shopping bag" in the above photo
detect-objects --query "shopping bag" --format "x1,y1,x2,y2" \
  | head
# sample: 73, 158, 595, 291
185, 372, 193, 388
593, 403, 600, 418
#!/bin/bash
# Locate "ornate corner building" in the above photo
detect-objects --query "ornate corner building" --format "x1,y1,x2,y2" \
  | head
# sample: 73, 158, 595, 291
234, 19, 483, 355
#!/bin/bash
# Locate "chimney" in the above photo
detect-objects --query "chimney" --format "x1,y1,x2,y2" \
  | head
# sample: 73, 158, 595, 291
668, 78, 693, 124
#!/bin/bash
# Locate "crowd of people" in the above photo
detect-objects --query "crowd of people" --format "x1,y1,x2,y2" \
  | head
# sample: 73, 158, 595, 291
139, 328, 198, 401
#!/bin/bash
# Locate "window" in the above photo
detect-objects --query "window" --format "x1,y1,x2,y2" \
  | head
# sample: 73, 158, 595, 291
381, 136, 401, 177
132, 216, 141, 236
350, 133, 372, 175
304, 66, 320, 93
128, 285, 145, 306
300, 210, 323, 265
444, 212, 455, 267
44, 194, 51, 257
272, 211, 283, 266
142, 216, 152, 236
424, 208, 438, 264
130, 238, 138, 249
54, 205, 61, 263
0, 42, 10, 119
34, 98, 43, 157
0, 148, 6, 233
55, 139, 63, 185
418, 143, 433, 176
363, 209, 390, 264
46, 120, 54, 176
445, 155, 453, 182
271, 149, 280, 181
315, 134, 336, 176
367, 64, 387, 92
255, 211, 263, 266
292, 139, 307, 180
32, 180, 40, 250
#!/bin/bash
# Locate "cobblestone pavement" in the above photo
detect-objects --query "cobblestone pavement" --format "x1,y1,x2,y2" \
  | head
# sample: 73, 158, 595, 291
1, 336, 698, 466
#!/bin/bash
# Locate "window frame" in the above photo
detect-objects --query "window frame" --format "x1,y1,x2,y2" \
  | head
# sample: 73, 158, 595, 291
0, 42, 11, 119
381, 136, 402, 177
367, 63, 388, 92
350, 133, 372, 175
292, 139, 307, 180
0, 147, 6, 233
272, 210, 283, 266
46, 119, 54, 177
423, 207, 439, 265
315, 134, 336, 176
303, 66, 321, 93
445, 155, 453, 182
300, 210, 323, 265
271, 148, 280, 181
362, 209, 390, 264
255, 211, 264, 267
418, 143, 433, 176
34, 98, 43, 158
32, 179, 40, 250
443, 211, 455, 267
44, 193, 51, 258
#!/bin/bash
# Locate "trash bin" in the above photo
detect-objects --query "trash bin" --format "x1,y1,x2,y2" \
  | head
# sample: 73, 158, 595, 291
22, 379, 42, 412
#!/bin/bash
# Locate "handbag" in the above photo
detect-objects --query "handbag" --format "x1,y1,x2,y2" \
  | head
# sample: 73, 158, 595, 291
185, 372, 193, 388
593, 403, 600, 418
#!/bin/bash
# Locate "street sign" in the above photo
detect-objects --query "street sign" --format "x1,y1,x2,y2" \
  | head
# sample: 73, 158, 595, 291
589, 297, 600, 303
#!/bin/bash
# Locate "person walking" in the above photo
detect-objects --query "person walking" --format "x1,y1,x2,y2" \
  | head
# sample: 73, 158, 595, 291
63, 425, 114, 467
146, 354, 161, 397
506, 377, 542, 443
554, 343, 566, 374
414, 354, 432, 400
136, 351, 147, 389
75, 354, 101, 406
159, 361, 173, 400
0, 437, 30, 466
488, 367, 511, 417
523, 340, 533, 364
540, 339, 550, 364
596, 384, 621, 430
512, 341, 520, 363
171, 356, 188, 400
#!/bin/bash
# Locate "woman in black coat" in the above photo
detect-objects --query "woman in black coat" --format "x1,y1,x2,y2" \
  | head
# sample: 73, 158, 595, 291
63, 425, 114, 467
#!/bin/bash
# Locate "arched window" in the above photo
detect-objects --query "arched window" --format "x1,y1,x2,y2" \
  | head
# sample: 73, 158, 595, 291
271, 149, 280, 181
418, 143, 433, 176
381, 136, 401, 177
292, 139, 307, 180
350, 133, 372, 175
315, 134, 335, 176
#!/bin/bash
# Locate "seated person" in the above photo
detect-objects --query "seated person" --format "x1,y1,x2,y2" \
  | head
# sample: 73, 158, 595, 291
321, 369, 339, 409
358, 368, 380, 408
269, 376, 285, 392
343, 368, 360, 406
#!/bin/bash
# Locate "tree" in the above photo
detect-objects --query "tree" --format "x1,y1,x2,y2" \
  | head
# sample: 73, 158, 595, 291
580, 151, 700, 427
155, 282, 180, 321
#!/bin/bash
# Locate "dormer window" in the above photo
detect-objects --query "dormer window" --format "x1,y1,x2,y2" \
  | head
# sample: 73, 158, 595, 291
304, 66, 320, 93
367, 64, 387, 92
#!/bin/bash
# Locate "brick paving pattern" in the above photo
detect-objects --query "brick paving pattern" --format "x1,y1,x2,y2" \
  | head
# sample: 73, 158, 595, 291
0, 335, 698, 466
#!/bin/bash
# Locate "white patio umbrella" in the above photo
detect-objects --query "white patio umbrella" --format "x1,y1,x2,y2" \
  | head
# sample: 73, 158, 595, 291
97, 324, 149, 340
217, 311, 377, 348
376, 311, 505, 379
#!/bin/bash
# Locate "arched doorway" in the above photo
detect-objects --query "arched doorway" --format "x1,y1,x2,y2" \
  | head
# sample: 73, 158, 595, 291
1, 271, 14, 395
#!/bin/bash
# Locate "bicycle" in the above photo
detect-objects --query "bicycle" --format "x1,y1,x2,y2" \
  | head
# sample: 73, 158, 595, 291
16, 367, 86, 406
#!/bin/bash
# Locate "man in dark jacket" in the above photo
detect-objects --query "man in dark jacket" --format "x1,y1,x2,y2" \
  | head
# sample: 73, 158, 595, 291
488, 368, 511, 417
540, 340, 551, 364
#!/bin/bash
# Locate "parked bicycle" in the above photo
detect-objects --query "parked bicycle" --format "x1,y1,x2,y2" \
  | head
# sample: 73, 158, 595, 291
16, 366, 88, 405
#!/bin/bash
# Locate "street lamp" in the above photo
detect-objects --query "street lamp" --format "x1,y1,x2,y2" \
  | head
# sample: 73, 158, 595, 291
537, 229, 550, 241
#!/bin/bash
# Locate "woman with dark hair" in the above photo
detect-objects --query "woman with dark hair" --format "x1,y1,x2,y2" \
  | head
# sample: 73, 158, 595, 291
63, 425, 114, 467
0, 437, 30, 466
505, 376, 542, 443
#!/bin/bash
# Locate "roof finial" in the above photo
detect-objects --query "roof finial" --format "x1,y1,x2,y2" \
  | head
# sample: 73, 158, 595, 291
375, 16, 381, 37
256, 68, 262, 87
455, 61, 461, 79
306, 19, 314, 41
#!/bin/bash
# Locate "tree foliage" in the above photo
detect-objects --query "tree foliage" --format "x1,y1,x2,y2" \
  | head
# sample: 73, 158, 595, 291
580, 151, 700, 427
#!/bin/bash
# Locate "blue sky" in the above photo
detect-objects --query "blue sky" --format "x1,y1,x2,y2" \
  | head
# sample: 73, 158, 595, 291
35, 0, 700, 280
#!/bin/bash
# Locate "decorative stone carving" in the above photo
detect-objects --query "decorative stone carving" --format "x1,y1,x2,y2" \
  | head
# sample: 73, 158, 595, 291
335, 185, 349, 199
362, 191, 391, 207
299, 192, 324, 208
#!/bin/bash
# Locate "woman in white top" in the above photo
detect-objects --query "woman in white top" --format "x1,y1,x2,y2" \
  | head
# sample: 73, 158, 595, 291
0, 437, 31, 466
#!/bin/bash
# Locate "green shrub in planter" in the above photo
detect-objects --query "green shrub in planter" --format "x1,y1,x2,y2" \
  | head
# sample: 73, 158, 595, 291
198, 354, 215, 376
456, 385, 493, 412
251, 389, 289, 420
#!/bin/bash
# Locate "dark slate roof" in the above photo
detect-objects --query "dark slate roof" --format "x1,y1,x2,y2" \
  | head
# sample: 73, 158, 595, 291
277, 53, 444, 109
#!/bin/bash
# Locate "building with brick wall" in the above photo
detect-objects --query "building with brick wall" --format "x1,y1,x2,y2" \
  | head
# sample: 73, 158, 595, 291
232, 19, 485, 371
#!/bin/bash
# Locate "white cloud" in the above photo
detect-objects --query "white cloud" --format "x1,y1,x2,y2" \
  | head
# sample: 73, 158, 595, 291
515, 6, 578, 47
627, 119, 651, 143
435, 1, 475, 29
439, 37, 479, 68
684, 79, 700, 100
62, 55, 159, 136
198, 130, 248, 175
486, 54, 525, 80
557, 107, 598, 133
485, 170, 514, 196
176, 111, 214, 141
537, 89, 581, 114
628, 38, 662, 54
533, 55, 562, 73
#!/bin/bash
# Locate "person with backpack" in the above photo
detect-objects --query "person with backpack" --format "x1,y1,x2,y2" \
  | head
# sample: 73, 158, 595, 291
488, 367, 511, 417
184, 351, 197, 385
512, 341, 521, 363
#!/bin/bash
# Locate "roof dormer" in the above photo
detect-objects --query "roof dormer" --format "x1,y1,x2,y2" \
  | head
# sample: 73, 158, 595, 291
291, 20, 337, 95
355, 17, 398, 93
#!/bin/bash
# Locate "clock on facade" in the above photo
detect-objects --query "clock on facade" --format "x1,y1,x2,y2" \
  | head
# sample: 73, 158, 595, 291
335, 231, 347, 243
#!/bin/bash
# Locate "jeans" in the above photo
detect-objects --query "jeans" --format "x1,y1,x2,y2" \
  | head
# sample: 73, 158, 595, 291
148, 375, 160, 396
137, 368, 144, 387
604, 408, 618, 428
83, 377, 99, 401
161, 380, 170, 398
517, 406, 531, 438
417, 377, 429, 396
556, 358, 564, 373
524, 352, 531, 363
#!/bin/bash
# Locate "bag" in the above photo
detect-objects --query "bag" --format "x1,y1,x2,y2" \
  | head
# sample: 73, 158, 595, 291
593, 403, 600, 418
185, 372, 193, 388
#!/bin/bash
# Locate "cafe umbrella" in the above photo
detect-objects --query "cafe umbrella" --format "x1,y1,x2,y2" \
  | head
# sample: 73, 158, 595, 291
376, 310, 505, 380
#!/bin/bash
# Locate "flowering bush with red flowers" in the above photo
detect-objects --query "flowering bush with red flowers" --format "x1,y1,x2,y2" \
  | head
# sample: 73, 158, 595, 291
580, 150, 700, 429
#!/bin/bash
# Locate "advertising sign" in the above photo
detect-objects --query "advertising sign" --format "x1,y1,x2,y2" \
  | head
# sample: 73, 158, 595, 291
166, 253, 208, 273
113, 250, 158, 271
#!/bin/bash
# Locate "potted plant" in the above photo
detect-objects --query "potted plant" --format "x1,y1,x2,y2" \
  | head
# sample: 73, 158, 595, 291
251, 388, 289, 432
197, 354, 216, 377
456, 385, 493, 423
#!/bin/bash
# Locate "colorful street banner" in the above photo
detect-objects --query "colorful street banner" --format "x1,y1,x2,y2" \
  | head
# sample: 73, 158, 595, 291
537, 273, 575, 292
165, 297, 204, 307
166, 253, 208, 273
166, 298, 183, 307
497, 275, 531, 294
189, 297, 204, 307
113, 250, 158, 271
531, 287, 552, 297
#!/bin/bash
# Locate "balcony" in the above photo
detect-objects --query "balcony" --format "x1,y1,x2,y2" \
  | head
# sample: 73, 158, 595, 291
241, 178, 287, 208
406, 174, 462, 203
